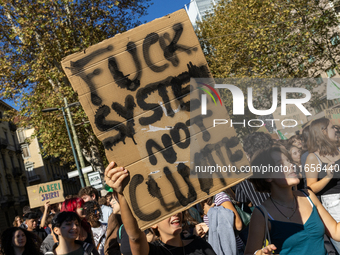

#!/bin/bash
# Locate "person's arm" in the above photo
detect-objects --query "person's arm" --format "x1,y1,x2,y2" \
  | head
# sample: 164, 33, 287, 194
40, 201, 50, 229
105, 162, 149, 255
220, 201, 243, 231
305, 153, 333, 194
244, 208, 277, 255
307, 189, 340, 242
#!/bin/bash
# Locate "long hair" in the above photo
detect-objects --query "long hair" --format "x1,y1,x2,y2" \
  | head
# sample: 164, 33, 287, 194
301, 125, 310, 154
12, 216, 23, 227
60, 197, 91, 233
250, 147, 291, 193
307, 118, 339, 157
0, 227, 40, 255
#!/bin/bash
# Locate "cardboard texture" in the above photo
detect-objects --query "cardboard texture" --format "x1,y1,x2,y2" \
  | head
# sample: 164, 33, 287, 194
27, 180, 64, 208
61, 9, 250, 229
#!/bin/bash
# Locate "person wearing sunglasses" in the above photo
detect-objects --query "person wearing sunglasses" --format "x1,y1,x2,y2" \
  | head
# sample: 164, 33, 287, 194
84, 200, 107, 255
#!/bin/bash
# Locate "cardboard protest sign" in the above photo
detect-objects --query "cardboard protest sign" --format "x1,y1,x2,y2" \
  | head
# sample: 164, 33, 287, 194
272, 104, 308, 130
27, 180, 64, 208
61, 9, 250, 229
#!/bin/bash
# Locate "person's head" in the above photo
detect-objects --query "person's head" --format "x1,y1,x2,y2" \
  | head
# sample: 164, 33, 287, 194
200, 197, 214, 216
61, 197, 85, 219
109, 195, 121, 214
151, 212, 183, 241
250, 147, 299, 193
46, 214, 55, 229
287, 135, 302, 149
52, 212, 81, 242
78, 186, 99, 202
84, 200, 102, 225
50, 203, 60, 214
308, 118, 339, 156
22, 206, 31, 216
1, 227, 39, 255
286, 144, 301, 165
243, 132, 273, 160
105, 192, 113, 206
13, 216, 23, 227
98, 197, 107, 206
24, 212, 39, 231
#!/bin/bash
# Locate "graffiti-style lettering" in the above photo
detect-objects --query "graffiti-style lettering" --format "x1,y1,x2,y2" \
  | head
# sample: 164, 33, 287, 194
159, 23, 198, 67
143, 33, 169, 72
94, 99, 137, 149
129, 174, 161, 221
146, 175, 179, 211
137, 63, 210, 126
164, 163, 197, 206
186, 110, 213, 142
146, 134, 177, 165
169, 122, 190, 149
108, 42, 141, 91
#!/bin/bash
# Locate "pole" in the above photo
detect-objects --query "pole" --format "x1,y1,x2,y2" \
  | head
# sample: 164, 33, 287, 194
61, 107, 85, 188
64, 97, 90, 186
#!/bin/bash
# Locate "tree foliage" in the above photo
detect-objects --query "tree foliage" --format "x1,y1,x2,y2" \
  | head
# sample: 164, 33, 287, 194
196, 0, 340, 135
0, 0, 151, 168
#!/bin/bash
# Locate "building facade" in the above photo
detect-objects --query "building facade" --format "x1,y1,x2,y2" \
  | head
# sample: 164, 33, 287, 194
17, 127, 81, 200
0, 101, 28, 230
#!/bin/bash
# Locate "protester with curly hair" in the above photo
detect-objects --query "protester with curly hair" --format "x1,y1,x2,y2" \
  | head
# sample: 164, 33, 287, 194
84, 200, 107, 255
1, 227, 42, 255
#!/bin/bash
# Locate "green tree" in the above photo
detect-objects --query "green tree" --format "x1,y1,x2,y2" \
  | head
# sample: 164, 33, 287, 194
0, 0, 151, 171
196, 0, 340, 135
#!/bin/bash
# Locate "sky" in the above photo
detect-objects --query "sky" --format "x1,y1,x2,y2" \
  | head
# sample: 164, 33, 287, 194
145, 0, 191, 22
5, 0, 192, 111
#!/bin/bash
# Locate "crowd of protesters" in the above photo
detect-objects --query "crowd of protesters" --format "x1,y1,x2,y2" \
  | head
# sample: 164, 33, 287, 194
2, 117, 340, 255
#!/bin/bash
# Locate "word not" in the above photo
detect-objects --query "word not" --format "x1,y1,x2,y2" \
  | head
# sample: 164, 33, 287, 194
213, 118, 298, 128
39, 183, 62, 193
41, 191, 60, 201
202, 85, 311, 116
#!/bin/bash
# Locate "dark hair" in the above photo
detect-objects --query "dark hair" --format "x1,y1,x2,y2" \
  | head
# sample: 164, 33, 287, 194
182, 209, 199, 233
24, 212, 39, 220
78, 186, 99, 201
1, 227, 40, 255
52, 212, 81, 241
250, 147, 291, 193
287, 135, 301, 146
199, 196, 214, 211
46, 214, 55, 226
243, 132, 273, 159
22, 206, 31, 215
105, 192, 113, 199
84, 200, 102, 223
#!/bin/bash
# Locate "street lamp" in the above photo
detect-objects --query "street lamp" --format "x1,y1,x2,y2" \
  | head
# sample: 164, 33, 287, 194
42, 105, 85, 188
